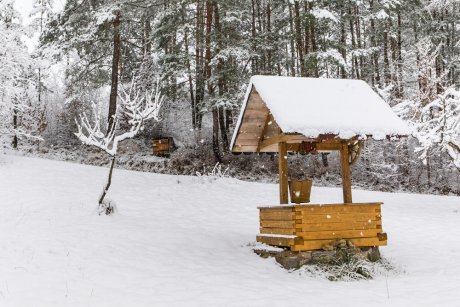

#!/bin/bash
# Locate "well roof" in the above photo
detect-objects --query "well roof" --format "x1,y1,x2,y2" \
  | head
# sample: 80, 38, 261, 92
230, 75, 410, 153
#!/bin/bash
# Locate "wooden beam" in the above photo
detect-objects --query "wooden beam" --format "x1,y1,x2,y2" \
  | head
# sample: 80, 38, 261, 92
340, 142, 353, 203
260, 134, 310, 150
278, 142, 289, 204
285, 141, 341, 152
316, 142, 342, 151
257, 114, 273, 152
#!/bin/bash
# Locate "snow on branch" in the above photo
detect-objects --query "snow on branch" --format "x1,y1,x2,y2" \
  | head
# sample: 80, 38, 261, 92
75, 78, 164, 156
415, 86, 460, 169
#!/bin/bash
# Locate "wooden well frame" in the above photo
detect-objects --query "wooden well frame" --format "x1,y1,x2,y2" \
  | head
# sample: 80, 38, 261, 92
231, 86, 398, 251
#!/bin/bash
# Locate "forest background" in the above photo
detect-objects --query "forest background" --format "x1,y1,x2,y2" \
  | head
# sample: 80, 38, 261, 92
1, 0, 460, 195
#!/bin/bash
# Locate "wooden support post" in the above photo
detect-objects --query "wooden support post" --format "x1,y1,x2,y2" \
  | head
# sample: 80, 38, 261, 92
278, 142, 289, 204
340, 142, 353, 203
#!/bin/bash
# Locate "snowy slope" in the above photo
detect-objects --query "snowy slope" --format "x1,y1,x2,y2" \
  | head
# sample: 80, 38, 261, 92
0, 155, 459, 307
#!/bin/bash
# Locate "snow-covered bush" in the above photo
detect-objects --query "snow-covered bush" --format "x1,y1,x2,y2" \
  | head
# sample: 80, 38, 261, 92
196, 162, 230, 178
299, 256, 397, 282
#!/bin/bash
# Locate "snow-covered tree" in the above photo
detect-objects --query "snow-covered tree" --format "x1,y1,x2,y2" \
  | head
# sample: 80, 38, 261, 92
75, 78, 164, 214
416, 86, 460, 170
29, 0, 54, 142
0, 0, 37, 148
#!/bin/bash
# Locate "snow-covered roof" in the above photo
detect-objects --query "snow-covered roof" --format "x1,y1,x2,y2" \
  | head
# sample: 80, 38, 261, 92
230, 75, 410, 152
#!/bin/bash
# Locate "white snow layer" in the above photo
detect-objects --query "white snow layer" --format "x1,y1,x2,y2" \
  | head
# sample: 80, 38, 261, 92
236, 76, 411, 144
1, 155, 460, 306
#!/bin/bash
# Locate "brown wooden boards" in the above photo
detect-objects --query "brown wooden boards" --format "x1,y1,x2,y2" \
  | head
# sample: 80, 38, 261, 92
340, 142, 353, 203
256, 235, 299, 247
233, 87, 270, 152
258, 203, 387, 251
278, 142, 289, 204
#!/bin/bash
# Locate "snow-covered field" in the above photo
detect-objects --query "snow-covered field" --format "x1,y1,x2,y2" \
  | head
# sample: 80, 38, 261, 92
0, 154, 459, 307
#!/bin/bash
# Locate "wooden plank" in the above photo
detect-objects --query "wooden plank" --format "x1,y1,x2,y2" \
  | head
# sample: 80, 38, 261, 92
377, 232, 388, 241
232, 145, 259, 152
262, 118, 282, 138
340, 142, 353, 203
260, 227, 296, 235
316, 142, 343, 151
259, 203, 382, 210
294, 209, 380, 219
260, 220, 295, 228
278, 142, 289, 204
235, 133, 262, 140
261, 134, 311, 150
260, 211, 295, 220
295, 221, 382, 232
291, 237, 387, 251
351, 237, 387, 247
257, 114, 274, 152
238, 124, 266, 133
294, 202, 382, 208
295, 213, 381, 224
234, 139, 260, 146
256, 235, 296, 247
297, 229, 381, 240
294, 205, 381, 215
242, 109, 269, 117
259, 206, 294, 211
241, 111, 267, 120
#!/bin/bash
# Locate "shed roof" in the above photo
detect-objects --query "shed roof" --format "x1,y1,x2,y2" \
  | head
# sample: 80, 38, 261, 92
230, 75, 410, 152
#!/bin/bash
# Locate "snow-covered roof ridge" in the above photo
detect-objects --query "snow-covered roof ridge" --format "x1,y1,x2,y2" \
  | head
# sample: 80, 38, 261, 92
230, 75, 411, 150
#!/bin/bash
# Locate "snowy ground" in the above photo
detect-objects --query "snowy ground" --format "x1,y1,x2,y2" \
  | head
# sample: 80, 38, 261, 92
0, 154, 459, 307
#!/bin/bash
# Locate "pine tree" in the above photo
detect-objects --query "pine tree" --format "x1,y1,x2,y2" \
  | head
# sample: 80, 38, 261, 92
0, 0, 37, 148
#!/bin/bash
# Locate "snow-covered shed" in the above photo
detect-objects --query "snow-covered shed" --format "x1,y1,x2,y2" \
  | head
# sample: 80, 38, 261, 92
231, 76, 410, 252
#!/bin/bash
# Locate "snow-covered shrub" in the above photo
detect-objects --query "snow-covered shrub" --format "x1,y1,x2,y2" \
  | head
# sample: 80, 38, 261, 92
299, 257, 396, 282
196, 162, 230, 178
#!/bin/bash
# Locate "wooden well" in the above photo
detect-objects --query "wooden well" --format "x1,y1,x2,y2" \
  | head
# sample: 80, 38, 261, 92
230, 77, 409, 252
256, 203, 387, 251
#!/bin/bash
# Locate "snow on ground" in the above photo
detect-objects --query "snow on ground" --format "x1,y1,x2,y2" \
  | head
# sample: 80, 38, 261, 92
0, 154, 459, 307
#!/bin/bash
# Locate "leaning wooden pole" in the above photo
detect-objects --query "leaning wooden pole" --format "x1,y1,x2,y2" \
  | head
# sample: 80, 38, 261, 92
278, 142, 289, 204
340, 142, 353, 203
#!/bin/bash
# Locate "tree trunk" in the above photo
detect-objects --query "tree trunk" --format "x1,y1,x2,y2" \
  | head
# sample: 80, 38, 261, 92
287, 1, 296, 76
383, 19, 390, 86
396, 9, 404, 97
309, 2, 318, 77
108, 11, 121, 135
214, 1, 229, 152
339, 3, 347, 78
267, 1, 272, 74
370, 0, 380, 87
12, 108, 18, 149
293, 1, 305, 76
251, 0, 257, 75
349, 4, 357, 78
195, 0, 205, 130
182, 6, 196, 129
98, 155, 116, 205
355, 4, 363, 80
205, 0, 221, 162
